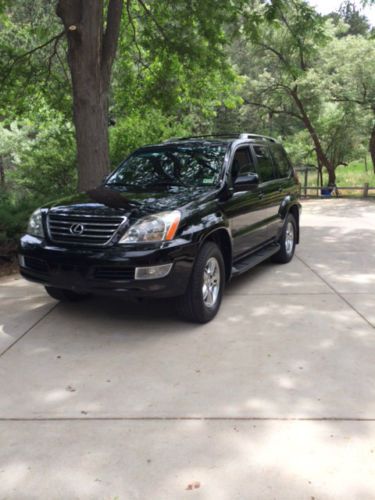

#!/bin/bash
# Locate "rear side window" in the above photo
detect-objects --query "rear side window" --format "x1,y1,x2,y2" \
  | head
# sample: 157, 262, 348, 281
231, 147, 254, 180
271, 145, 292, 178
252, 145, 275, 182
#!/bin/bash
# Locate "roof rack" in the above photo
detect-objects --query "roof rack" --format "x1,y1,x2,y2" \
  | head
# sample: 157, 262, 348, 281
164, 134, 238, 143
164, 133, 278, 143
239, 133, 278, 143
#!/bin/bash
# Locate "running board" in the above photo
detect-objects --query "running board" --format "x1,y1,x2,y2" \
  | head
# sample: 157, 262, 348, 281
231, 243, 280, 277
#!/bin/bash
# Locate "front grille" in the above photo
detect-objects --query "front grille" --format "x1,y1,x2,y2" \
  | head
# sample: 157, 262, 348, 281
24, 256, 49, 275
93, 266, 135, 281
47, 213, 126, 246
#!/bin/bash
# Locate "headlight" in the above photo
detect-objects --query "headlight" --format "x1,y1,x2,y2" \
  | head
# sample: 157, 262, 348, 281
119, 210, 181, 244
27, 209, 44, 238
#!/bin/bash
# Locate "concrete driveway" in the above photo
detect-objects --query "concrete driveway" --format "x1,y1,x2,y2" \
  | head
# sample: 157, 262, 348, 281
1, 199, 375, 499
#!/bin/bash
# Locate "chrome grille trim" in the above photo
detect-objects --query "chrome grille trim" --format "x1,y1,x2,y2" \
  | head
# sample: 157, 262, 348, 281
47, 212, 127, 246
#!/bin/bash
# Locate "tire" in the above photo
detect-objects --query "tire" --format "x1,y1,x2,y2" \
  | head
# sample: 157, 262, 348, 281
45, 286, 90, 302
175, 242, 225, 323
272, 213, 297, 264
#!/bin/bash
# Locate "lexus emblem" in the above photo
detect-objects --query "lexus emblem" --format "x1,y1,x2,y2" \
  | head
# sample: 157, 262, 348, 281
70, 223, 85, 235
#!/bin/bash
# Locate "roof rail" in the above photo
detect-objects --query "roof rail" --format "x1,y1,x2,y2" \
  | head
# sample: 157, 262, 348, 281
164, 134, 239, 143
239, 133, 278, 143
164, 133, 278, 143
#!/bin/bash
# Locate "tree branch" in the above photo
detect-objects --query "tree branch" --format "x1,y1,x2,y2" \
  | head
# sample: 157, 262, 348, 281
136, 0, 168, 42
243, 99, 303, 121
46, 32, 64, 81
125, 0, 150, 70
102, 0, 124, 80
1, 31, 65, 84
331, 96, 373, 109
257, 42, 298, 80
277, 6, 307, 71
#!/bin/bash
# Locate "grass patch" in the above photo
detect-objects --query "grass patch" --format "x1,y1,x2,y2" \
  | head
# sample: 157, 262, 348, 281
303, 156, 375, 192
334, 159, 375, 188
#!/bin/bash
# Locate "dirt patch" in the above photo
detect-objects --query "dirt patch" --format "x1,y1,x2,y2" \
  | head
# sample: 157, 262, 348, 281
0, 242, 18, 277
0, 257, 18, 278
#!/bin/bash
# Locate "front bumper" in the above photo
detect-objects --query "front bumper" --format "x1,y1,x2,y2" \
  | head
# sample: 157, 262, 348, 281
18, 235, 197, 298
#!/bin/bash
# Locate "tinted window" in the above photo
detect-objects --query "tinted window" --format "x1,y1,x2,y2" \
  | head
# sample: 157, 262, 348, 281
231, 147, 254, 180
271, 145, 292, 178
106, 145, 227, 190
252, 145, 275, 182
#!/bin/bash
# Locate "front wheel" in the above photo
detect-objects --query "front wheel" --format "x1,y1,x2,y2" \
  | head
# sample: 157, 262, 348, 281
175, 242, 225, 323
272, 213, 297, 264
45, 286, 90, 302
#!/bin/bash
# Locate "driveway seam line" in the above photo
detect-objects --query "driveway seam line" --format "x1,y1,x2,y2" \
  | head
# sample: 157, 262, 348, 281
1, 417, 375, 422
296, 254, 375, 329
0, 303, 58, 359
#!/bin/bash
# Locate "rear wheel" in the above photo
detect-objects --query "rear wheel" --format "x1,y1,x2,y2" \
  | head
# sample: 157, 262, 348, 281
45, 286, 90, 302
175, 242, 225, 323
272, 213, 297, 264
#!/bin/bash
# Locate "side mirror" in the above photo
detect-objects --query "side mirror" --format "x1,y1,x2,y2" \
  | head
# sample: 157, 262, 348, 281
234, 173, 259, 191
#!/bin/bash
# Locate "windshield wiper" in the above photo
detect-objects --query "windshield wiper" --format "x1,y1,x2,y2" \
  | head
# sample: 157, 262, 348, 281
106, 182, 143, 190
147, 179, 188, 188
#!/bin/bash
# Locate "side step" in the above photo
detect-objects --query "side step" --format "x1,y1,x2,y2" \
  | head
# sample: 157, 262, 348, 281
231, 243, 280, 277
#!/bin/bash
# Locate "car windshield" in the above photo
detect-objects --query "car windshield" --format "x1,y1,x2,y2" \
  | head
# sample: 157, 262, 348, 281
106, 144, 227, 190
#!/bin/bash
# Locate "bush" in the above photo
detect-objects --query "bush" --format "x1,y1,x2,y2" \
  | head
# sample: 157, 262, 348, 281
0, 191, 46, 249
8, 121, 77, 199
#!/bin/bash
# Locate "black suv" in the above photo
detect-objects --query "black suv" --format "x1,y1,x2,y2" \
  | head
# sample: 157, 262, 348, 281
19, 133, 301, 323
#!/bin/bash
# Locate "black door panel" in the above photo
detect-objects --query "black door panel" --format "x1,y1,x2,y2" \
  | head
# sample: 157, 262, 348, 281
221, 146, 269, 259
224, 188, 267, 258
251, 144, 281, 241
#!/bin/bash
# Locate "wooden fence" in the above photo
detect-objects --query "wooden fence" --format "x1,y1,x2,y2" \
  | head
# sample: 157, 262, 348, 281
296, 165, 375, 198
300, 183, 375, 198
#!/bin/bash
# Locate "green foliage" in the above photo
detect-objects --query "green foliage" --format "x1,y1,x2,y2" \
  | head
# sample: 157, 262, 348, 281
338, 1, 371, 36
0, 0, 70, 119
283, 130, 316, 166
109, 109, 193, 167
305, 156, 375, 188
9, 122, 77, 198
0, 191, 44, 243
1, 107, 77, 199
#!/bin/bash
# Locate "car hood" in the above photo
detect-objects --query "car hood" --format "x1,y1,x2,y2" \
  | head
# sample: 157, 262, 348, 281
43, 185, 216, 220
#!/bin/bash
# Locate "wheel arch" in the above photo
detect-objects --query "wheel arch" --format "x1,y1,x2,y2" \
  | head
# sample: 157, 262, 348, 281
288, 204, 300, 244
200, 227, 233, 282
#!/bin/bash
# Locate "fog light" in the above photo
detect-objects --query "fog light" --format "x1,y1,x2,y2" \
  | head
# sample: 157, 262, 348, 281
18, 255, 25, 267
134, 263, 173, 280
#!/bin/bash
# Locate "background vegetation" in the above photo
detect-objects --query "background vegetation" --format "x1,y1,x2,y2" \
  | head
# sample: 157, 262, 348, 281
0, 0, 374, 255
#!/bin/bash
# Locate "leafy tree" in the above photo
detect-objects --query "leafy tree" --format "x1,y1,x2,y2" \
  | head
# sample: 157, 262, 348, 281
322, 35, 375, 171
53, 0, 254, 190
238, 0, 341, 183
0, 0, 71, 120
1, 0, 244, 191
339, 1, 371, 35
0, 122, 33, 187
327, 0, 372, 37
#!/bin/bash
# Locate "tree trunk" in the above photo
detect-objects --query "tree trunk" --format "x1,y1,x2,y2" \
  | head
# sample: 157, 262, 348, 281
370, 119, 375, 174
70, 63, 110, 192
0, 157, 4, 188
291, 88, 336, 184
56, 0, 123, 191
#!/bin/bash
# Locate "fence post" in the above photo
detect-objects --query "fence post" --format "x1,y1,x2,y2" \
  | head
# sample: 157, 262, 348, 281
363, 183, 369, 198
304, 168, 308, 197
